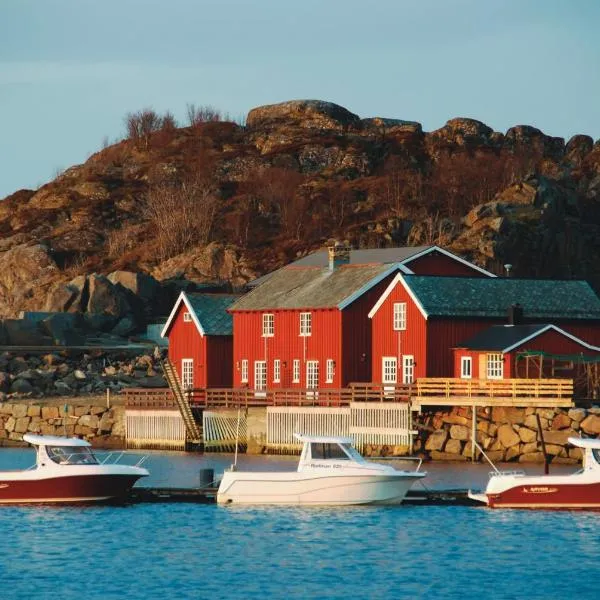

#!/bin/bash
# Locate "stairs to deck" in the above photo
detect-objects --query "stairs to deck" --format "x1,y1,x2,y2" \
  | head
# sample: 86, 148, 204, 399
161, 358, 203, 444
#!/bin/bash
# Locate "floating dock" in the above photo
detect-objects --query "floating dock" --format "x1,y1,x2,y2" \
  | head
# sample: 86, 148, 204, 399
128, 487, 478, 506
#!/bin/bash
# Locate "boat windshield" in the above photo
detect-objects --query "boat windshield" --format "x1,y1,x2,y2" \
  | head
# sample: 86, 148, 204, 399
593, 449, 600, 465
310, 442, 351, 460
47, 446, 98, 465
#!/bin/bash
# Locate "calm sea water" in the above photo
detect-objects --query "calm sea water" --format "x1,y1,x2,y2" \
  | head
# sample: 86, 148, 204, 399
0, 449, 596, 600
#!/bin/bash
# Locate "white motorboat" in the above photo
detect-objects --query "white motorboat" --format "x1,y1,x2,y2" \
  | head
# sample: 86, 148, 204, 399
0, 434, 149, 504
217, 433, 426, 506
468, 437, 600, 509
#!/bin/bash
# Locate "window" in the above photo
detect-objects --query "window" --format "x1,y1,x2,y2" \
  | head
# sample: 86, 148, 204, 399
273, 359, 281, 383
306, 360, 319, 389
310, 443, 350, 460
402, 355, 415, 384
393, 302, 407, 331
382, 357, 397, 384
293, 359, 300, 383
487, 353, 504, 379
262, 313, 274, 337
326, 359, 335, 383
183, 312, 192, 322
182, 358, 194, 390
47, 446, 97, 465
241, 359, 248, 383
300, 312, 312, 336
461, 356, 472, 379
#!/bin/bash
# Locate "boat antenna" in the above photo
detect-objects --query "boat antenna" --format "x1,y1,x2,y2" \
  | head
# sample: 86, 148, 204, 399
535, 414, 550, 475
232, 405, 241, 472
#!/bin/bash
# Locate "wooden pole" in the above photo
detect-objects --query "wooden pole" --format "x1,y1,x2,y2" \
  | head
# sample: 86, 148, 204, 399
535, 413, 549, 475
471, 406, 477, 462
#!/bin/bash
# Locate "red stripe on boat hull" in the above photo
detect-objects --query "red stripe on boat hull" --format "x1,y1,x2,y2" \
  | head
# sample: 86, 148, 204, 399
488, 482, 600, 509
0, 474, 143, 504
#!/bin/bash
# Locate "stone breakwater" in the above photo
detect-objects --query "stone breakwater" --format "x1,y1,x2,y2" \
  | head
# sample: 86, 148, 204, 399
0, 348, 164, 400
415, 405, 600, 463
0, 399, 125, 448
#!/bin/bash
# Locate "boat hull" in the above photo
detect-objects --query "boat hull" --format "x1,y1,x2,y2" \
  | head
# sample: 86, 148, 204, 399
217, 472, 424, 506
485, 481, 600, 509
0, 474, 145, 504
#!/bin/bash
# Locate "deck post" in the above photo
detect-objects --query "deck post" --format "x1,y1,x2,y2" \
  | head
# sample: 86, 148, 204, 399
471, 405, 477, 462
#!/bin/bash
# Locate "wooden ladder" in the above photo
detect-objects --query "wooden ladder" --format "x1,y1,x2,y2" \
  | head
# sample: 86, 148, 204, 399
161, 358, 203, 444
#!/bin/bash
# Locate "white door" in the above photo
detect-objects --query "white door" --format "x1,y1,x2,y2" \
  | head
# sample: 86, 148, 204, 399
461, 356, 472, 379
402, 355, 415, 384
254, 360, 267, 397
306, 360, 319, 398
181, 358, 194, 390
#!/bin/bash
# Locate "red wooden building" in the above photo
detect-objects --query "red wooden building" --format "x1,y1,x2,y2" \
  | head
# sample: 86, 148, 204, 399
452, 324, 600, 380
230, 244, 495, 392
368, 274, 600, 385
161, 292, 241, 389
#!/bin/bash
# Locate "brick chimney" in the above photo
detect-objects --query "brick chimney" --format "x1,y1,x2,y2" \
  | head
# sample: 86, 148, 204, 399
328, 241, 351, 271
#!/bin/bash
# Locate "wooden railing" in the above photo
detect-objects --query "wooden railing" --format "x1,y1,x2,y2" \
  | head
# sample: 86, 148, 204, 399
412, 378, 573, 401
123, 388, 176, 409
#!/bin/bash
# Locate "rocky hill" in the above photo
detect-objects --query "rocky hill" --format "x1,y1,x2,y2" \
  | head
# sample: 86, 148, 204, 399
3, 99, 600, 331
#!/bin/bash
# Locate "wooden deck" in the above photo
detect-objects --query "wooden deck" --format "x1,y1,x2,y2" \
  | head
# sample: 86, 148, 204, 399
410, 377, 573, 408
123, 378, 574, 410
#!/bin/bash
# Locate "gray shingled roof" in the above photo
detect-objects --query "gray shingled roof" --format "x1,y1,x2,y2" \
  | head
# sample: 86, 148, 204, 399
186, 294, 241, 335
230, 264, 397, 311
248, 246, 432, 288
404, 276, 600, 320
455, 324, 550, 350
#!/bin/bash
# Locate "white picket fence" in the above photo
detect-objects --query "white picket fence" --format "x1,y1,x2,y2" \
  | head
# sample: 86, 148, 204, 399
267, 402, 413, 452
126, 409, 186, 450
203, 410, 248, 451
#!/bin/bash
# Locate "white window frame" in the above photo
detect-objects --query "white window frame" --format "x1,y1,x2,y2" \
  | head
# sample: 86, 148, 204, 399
402, 355, 415, 384
241, 359, 248, 383
299, 312, 312, 337
393, 302, 407, 331
460, 356, 472, 379
487, 353, 504, 380
262, 313, 274, 337
292, 359, 300, 383
382, 357, 397, 384
183, 311, 192, 322
273, 359, 281, 383
254, 360, 267, 392
181, 358, 194, 390
306, 360, 319, 389
326, 359, 335, 383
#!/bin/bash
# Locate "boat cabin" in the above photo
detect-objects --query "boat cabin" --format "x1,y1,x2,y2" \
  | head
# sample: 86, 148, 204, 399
296, 434, 366, 471
24, 434, 97, 467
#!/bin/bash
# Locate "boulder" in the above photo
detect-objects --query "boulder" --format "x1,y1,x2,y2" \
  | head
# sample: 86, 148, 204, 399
568, 408, 587, 423
519, 452, 545, 463
551, 413, 571, 430
445, 439, 463, 454
9, 379, 33, 395
580, 415, 600, 435
449, 425, 469, 441
518, 427, 537, 443
247, 100, 360, 131
442, 414, 469, 426
425, 430, 447, 451
87, 274, 132, 318
497, 424, 520, 448
41, 313, 85, 346
541, 429, 577, 445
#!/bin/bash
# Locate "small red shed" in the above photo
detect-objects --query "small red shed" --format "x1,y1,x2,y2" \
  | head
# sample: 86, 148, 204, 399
161, 292, 241, 389
452, 324, 600, 380
369, 274, 600, 385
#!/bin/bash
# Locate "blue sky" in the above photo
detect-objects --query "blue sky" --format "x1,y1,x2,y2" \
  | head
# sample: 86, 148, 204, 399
1, 0, 599, 198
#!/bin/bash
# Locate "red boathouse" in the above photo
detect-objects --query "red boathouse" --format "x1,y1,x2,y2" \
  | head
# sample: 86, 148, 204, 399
161, 292, 241, 389
368, 274, 600, 385
230, 244, 495, 392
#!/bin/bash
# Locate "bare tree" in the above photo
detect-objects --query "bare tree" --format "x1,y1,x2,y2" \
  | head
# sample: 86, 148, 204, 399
125, 109, 178, 149
186, 103, 222, 127
143, 176, 219, 261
